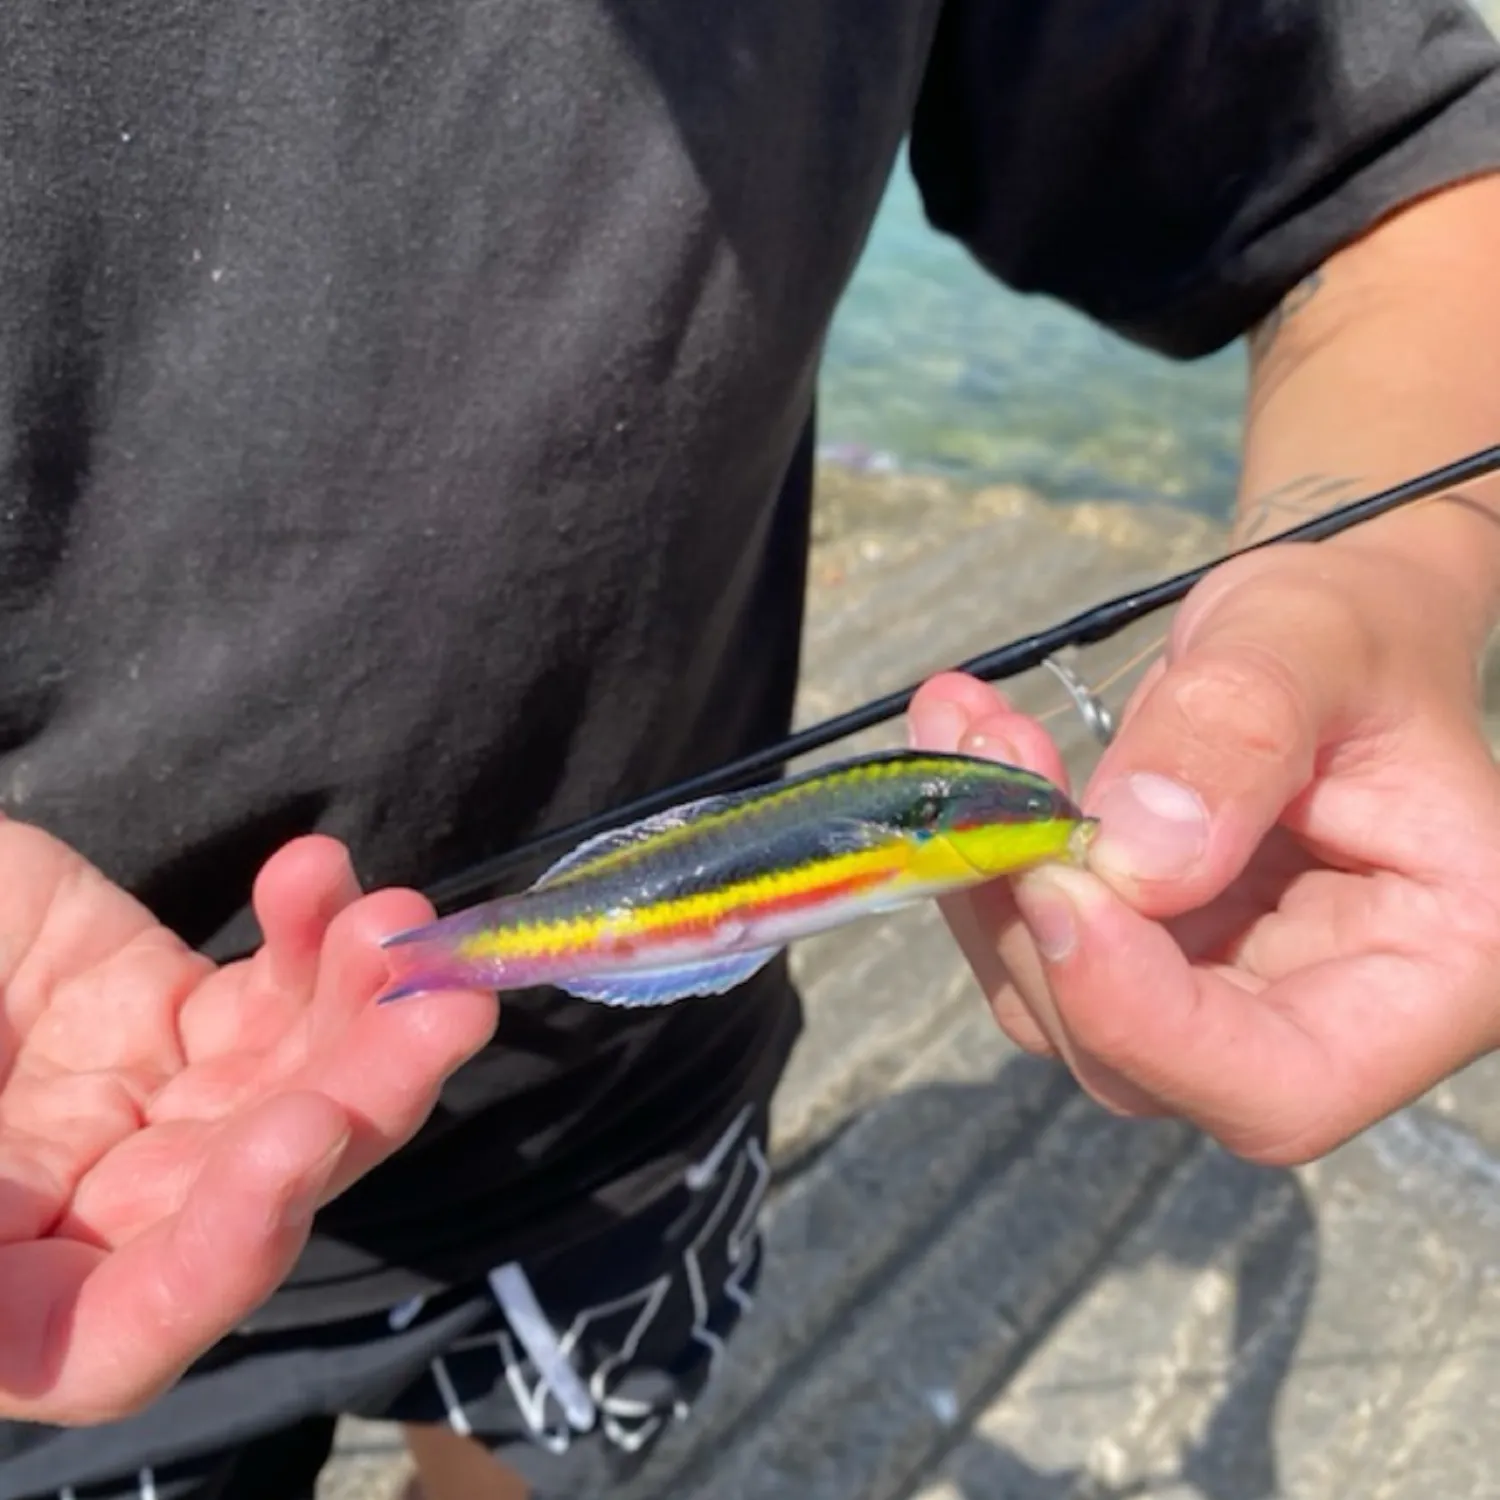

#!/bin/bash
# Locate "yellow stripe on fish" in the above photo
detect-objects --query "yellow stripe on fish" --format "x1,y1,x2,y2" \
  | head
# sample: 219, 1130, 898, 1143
454, 839, 916, 961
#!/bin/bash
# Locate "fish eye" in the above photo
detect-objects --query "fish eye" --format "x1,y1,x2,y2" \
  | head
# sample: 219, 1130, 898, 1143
1025, 791, 1051, 816
914, 794, 943, 827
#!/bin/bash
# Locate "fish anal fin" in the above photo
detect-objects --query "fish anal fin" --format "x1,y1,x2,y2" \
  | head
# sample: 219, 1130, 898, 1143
555, 946, 780, 1008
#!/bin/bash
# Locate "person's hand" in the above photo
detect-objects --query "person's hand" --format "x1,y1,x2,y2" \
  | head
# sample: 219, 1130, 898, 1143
909, 539, 1500, 1164
0, 823, 496, 1425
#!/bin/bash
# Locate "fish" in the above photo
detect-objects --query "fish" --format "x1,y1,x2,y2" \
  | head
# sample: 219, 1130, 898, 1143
377, 749, 1096, 1009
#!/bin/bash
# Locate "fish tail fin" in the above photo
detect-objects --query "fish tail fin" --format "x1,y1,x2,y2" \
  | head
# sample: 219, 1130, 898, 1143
375, 978, 445, 1006
375, 924, 498, 1005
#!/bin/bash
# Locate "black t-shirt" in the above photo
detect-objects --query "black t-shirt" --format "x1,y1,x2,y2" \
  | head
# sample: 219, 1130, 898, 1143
2, 0, 1497, 1328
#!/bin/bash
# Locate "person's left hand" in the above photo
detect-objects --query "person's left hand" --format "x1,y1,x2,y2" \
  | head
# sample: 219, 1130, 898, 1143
908, 538, 1500, 1164
0, 827, 496, 1425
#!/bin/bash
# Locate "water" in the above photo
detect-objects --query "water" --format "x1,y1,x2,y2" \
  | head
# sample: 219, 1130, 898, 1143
818, 1, 1500, 522
818, 161, 1248, 519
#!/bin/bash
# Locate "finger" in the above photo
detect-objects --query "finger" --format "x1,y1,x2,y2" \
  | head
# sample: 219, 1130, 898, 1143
908, 670, 1019, 750
300, 888, 466, 1052
1112, 653, 1168, 740
0, 1072, 145, 1241
0, 1092, 348, 1423
177, 838, 364, 1063
288, 890, 498, 1192
908, 672, 1070, 788
61, 1119, 206, 1246
1012, 863, 1493, 1162
993, 923, 1175, 1121
107, 891, 496, 1238
945, 869, 1170, 1117
913, 675, 1171, 1116
939, 880, 1058, 1057
923, 708, 1069, 1057
960, 713, 1070, 792
1014, 864, 1310, 1147
1082, 557, 1371, 917
147, 1040, 272, 1125
253, 836, 364, 997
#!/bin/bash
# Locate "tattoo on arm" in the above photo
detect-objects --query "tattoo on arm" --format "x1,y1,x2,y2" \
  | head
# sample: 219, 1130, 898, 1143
1248, 269, 1325, 364
1235, 472, 1363, 545
1238, 270, 1358, 541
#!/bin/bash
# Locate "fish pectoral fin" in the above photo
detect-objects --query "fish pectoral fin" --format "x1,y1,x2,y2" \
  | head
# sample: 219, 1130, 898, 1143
554, 946, 782, 1008
813, 816, 902, 855
862, 890, 924, 916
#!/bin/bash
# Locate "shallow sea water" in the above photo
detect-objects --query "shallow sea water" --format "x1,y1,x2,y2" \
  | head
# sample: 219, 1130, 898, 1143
817, 0, 1500, 521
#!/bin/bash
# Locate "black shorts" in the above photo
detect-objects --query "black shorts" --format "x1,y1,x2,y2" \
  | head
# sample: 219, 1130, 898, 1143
0, 1103, 771, 1500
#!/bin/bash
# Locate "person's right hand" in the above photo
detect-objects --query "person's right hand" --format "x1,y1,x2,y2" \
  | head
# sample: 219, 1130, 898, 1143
0, 819, 497, 1426
908, 537, 1500, 1164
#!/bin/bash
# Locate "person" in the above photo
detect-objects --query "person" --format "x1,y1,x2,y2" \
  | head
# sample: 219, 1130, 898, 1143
1, 1, 1498, 1497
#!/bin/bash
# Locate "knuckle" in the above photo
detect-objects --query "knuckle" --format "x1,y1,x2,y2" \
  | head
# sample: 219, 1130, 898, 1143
986, 989, 1059, 1058
1061, 999, 1150, 1075
1149, 604, 1352, 805
1215, 1110, 1344, 1168
1172, 650, 1309, 760
1078, 1077, 1170, 1120
1226, 1131, 1313, 1169
1181, 545, 1372, 649
1004, 1025, 1059, 1060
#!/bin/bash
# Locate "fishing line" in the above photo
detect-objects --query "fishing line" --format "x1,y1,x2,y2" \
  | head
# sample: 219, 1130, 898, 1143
1035, 635, 1166, 735
422, 442, 1500, 909
1038, 654, 1119, 745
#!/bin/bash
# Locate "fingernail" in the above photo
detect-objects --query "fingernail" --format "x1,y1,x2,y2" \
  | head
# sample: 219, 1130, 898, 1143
283, 1132, 350, 1227
334, 858, 364, 907
909, 701, 968, 753
1089, 773, 1208, 884
1014, 869, 1079, 962
960, 727, 1019, 763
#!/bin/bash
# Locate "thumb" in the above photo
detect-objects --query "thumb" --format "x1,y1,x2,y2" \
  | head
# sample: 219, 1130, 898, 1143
1084, 559, 1366, 916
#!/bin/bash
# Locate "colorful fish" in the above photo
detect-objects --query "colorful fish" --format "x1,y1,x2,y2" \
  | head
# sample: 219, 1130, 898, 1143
377, 750, 1095, 1009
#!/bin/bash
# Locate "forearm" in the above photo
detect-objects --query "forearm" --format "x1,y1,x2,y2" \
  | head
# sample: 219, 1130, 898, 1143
1236, 171, 1500, 654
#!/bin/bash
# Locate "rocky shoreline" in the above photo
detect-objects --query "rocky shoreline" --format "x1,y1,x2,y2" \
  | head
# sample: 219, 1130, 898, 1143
808, 459, 1229, 550
808, 460, 1500, 739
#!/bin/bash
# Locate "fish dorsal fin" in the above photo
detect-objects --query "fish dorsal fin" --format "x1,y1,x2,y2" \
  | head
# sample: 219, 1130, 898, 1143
528, 793, 739, 891
530, 750, 955, 893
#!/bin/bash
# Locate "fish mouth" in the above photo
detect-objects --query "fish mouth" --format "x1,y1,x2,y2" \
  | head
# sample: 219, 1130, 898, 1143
929, 816, 1094, 881
1068, 817, 1100, 863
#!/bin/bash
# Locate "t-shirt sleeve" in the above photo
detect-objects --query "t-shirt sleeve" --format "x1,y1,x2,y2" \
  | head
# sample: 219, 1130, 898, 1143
908, 0, 1500, 358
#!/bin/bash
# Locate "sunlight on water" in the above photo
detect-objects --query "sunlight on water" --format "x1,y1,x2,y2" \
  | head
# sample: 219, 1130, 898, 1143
818, 162, 1248, 519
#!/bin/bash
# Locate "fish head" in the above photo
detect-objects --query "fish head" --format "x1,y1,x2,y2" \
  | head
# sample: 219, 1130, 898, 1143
900, 757, 1097, 880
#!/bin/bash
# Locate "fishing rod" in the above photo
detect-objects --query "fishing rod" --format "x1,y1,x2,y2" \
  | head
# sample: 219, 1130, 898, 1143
423, 442, 1500, 911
